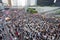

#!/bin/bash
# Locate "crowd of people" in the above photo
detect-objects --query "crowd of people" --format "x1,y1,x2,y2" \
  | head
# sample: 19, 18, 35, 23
3, 9, 60, 40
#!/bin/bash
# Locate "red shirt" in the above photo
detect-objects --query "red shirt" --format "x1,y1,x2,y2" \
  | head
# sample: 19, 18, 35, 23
15, 32, 18, 36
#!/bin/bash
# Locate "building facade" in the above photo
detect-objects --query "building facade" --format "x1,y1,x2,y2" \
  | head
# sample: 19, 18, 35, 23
37, 0, 60, 6
1, 0, 37, 7
1, 0, 60, 7
37, 0, 54, 6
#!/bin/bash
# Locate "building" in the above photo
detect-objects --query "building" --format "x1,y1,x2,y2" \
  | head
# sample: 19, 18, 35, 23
37, 0, 60, 6
1, 0, 60, 7
37, 0, 54, 6
1, 0, 37, 7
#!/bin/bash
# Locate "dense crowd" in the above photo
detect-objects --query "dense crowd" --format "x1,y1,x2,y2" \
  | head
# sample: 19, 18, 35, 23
4, 9, 60, 40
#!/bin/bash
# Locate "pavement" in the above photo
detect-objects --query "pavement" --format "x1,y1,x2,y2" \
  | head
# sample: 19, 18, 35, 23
29, 6, 60, 13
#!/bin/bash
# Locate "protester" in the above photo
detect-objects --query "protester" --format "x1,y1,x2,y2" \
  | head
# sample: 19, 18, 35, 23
3, 9, 60, 40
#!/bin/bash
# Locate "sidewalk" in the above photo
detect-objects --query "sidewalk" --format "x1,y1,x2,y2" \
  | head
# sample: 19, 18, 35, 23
29, 6, 60, 13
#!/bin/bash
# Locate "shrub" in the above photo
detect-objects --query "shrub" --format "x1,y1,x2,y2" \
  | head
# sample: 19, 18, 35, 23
27, 8, 38, 14
31, 10, 38, 14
